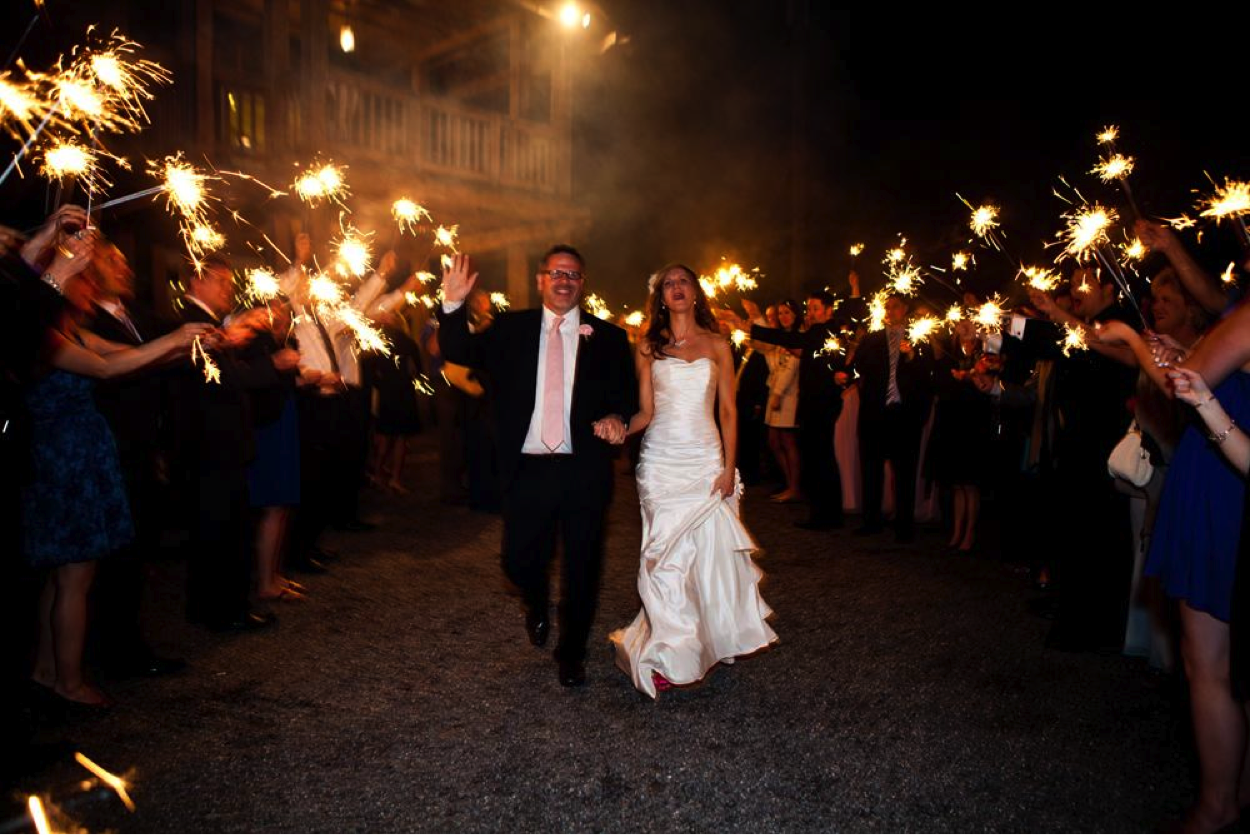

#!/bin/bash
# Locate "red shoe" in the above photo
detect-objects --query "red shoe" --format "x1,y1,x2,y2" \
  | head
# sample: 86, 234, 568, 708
652, 671, 673, 692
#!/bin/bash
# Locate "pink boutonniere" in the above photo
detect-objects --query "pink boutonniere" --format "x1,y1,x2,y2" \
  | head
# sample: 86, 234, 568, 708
578, 323, 594, 339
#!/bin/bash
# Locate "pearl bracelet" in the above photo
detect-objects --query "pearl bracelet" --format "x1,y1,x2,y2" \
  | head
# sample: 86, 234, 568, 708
1210, 418, 1237, 446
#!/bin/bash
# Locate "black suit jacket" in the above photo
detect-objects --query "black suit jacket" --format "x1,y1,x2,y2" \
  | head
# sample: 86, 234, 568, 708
436, 304, 637, 490
749, 321, 847, 418
850, 327, 935, 419
88, 301, 168, 456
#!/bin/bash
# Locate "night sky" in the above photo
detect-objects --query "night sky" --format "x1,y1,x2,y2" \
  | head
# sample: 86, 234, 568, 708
576, 3, 1248, 304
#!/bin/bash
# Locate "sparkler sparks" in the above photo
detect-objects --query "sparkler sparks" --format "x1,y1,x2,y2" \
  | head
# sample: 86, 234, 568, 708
1020, 265, 1061, 292
951, 251, 971, 271
699, 276, 717, 298
849, 243, 864, 257
945, 304, 964, 323
434, 224, 459, 252
968, 203, 1000, 239
1222, 262, 1237, 284
1055, 204, 1117, 262
817, 335, 844, 357
337, 306, 391, 355
27, 796, 51, 835
973, 296, 1007, 331
624, 310, 645, 328
308, 273, 345, 306
585, 293, 612, 320
41, 140, 93, 180
732, 329, 748, 348
1097, 125, 1119, 145
1062, 322, 1088, 356
245, 267, 280, 301
153, 154, 212, 223
391, 198, 430, 234
188, 223, 225, 254
1121, 237, 1146, 261
191, 335, 220, 384
867, 290, 888, 332
0, 74, 47, 139
81, 33, 170, 128
292, 161, 348, 206
1198, 179, 1250, 221
1092, 154, 1134, 183
332, 228, 372, 278
404, 291, 419, 306
489, 291, 510, 309
906, 316, 940, 345
74, 752, 135, 813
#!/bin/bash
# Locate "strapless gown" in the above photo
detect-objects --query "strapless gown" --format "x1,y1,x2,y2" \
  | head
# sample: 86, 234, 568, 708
610, 357, 778, 698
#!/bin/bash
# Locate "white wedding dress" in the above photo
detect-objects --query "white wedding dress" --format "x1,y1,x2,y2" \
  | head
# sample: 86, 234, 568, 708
610, 356, 778, 698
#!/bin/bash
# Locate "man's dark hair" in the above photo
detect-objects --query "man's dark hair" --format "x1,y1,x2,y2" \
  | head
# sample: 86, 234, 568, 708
542, 244, 584, 270
808, 289, 835, 307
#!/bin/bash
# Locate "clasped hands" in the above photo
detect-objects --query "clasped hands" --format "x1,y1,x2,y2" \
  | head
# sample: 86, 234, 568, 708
591, 415, 627, 445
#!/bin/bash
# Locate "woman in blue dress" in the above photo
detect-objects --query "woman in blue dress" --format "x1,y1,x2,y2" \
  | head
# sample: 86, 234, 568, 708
25, 247, 206, 708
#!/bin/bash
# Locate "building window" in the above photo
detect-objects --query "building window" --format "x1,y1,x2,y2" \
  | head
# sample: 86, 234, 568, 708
219, 86, 266, 152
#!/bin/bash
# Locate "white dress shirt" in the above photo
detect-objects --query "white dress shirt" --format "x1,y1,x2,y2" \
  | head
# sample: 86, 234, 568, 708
441, 300, 580, 454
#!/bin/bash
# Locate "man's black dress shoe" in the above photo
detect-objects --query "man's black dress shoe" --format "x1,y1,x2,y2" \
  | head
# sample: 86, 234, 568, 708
207, 610, 277, 633
558, 659, 586, 687
526, 611, 549, 647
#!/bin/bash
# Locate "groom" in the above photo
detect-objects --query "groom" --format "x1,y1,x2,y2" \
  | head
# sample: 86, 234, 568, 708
438, 247, 637, 687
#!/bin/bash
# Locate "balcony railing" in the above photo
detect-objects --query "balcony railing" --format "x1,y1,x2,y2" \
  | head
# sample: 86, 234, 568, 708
324, 71, 565, 195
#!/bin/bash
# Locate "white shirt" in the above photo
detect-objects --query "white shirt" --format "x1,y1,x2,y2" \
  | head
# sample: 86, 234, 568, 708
441, 300, 580, 454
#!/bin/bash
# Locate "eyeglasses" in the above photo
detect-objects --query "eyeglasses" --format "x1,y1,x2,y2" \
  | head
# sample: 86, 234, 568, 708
540, 269, 583, 282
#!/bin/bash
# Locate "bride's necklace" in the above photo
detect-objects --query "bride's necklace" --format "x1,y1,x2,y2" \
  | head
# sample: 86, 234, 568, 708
668, 326, 693, 348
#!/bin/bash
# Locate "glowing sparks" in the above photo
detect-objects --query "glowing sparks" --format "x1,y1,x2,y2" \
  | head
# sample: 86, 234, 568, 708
434, 224, 459, 252
817, 335, 844, 357
1222, 262, 1237, 285
41, 140, 94, 180
951, 251, 971, 271
191, 336, 221, 384
154, 155, 211, 222
1062, 322, 1088, 356
584, 293, 612, 320
0, 74, 47, 139
53, 76, 107, 121
440, 253, 453, 272
292, 161, 348, 206
945, 304, 964, 323
1020, 265, 1061, 292
83, 35, 170, 127
969, 203, 1000, 239
886, 256, 922, 297
906, 316, 940, 345
973, 296, 1007, 331
489, 291, 510, 310
699, 277, 717, 298
849, 243, 864, 257
413, 374, 435, 396
867, 290, 888, 332
624, 310, 645, 328
1056, 204, 1117, 261
332, 229, 372, 278
308, 273, 345, 306
1092, 154, 1134, 182
1121, 238, 1146, 261
246, 268, 280, 301
1097, 125, 1119, 145
731, 329, 748, 348
338, 306, 391, 355
75, 752, 135, 813
709, 262, 760, 294
391, 198, 430, 234
404, 290, 419, 306
886, 246, 906, 263
415, 271, 437, 284
1165, 214, 1197, 231
188, 223, 225, 254
1198, 179, 1250, 221
27, 796, 51, 835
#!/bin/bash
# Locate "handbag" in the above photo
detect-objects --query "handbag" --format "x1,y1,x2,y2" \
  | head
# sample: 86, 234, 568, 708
1107, 420, 1154, 488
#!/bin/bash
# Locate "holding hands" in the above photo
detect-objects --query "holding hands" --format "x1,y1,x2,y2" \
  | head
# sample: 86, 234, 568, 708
592, 415, 627, 445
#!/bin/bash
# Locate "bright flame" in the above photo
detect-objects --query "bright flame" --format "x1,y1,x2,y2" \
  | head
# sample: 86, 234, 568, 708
27, 796, 51, 835
156, 155, 211, 222
42, 141, 94, 179
969, 204, 1000, 239
817, 335, 844, 356
1092, 154, 1134, 182
440, 253, 453, 271
1222, 262, 1237, 285
1198, 179, 1250, 220
584, 293, 611, 320
489, 291, 510, 309
1020, 265, 1061, 292
732, 329, 748, 348
906, 316, 940, 345
624, 310, 644, 327
849, 243, 864, 257
867, 290, 888, 332
1097, 125, 1119, 145
292, 161, 348, 206
404, 290, 419, 306
952, 251, 971, 271
1121, 238, 1146, 261
1056, 204, 1117, 261
945, 304, 964, 323
333, 230, 371, 278
308, 274, 345, 306
246, 268, 280, 301
1062, 322, 1088, 356
340, 25, 355, 53
75, 752, 135, 812
391, 198, 430, 234
974, 296, 1006, 331
0, 75, 47, 139
434, 225, 459, 252
698, 277, 717, 298
559, 2, 581, 28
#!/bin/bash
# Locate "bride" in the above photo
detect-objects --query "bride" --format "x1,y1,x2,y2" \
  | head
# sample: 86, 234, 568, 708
599, 263, 777, 698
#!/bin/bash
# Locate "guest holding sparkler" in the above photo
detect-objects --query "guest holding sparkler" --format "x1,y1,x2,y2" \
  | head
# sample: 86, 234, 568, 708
24, 231, 209, 707
748, 290, 849, 530
757, 299, 803, 504
847, 292, 934, 543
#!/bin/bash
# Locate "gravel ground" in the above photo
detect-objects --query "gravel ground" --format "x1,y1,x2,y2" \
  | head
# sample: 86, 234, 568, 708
9, 437, 1194, 832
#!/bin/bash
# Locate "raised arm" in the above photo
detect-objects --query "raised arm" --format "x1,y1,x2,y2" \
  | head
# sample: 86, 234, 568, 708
1091, 320, 1171, 392
1184, 300, 1250, 390
434, 253, 481, 368
1137, 219, 1227, 315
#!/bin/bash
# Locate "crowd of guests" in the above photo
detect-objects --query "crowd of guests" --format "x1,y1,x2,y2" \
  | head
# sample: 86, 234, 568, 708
7, 200, 1250, 830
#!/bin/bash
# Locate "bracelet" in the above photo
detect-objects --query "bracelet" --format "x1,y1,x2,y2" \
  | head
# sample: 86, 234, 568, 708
1195, 394, 1216, 409
1210, 418, 1237, 446
40, 272, 63, 295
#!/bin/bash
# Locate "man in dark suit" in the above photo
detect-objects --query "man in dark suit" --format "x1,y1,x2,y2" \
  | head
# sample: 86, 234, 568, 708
86, 241, 185, 675
749, 290, 849, 529
849, 292, 935, 543
173, 257, 297, 632
437, 246, 637, 687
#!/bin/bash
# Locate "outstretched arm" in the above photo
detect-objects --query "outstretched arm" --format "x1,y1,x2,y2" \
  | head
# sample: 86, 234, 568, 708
48, 323, 210, 379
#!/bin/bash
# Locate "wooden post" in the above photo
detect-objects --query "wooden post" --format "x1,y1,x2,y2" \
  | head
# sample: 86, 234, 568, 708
507, 242, 530, 309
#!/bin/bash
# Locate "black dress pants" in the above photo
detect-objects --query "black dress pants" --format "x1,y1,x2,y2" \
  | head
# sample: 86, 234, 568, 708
859, 403, 925, 534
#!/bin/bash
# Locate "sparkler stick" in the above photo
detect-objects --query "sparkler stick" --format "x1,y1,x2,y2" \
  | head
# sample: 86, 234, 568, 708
3, 15, 40, 74
74, 752, 135, 813
90, 183, 161, 210
0, 104, 58, 185
27, 796, 51, 835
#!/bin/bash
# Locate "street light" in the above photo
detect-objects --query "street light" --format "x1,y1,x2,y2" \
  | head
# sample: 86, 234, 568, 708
558, 2, 580, 28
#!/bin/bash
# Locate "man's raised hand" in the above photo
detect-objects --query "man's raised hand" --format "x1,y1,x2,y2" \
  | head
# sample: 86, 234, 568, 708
442, 253, 478, 304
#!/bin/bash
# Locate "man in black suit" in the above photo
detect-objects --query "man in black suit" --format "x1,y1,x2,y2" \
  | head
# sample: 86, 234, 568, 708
173, 257, 298, 631
849, 292, 935, 543
748, 290, 849, 529
86, 241, 185, 675
437, 247, 637, 687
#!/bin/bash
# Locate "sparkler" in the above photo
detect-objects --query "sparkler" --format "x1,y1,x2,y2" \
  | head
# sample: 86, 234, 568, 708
308, 273, 346, 306
945, 304, 964, 323
731, 329, 748, 348
959, 194, 1005, 252
292, 160, 348, 206
415, 270, 437, 285
867, 290, 888, 332
624, 310, 645, 328
434, 224, 459, 252
0, 73, 47, 139
1092, 154, 1133, 183
188, 223, 225, 255
413, 374, 435, 396
440, 253, 453, 272
906, 315, 940, 345
1019, 265, 1061, 292
584, 293, 612, 320
1061, 322, 1088, 356
41, 140, 93, 181
404, 290, 419, 306
391, 198, 430, 235
245, 267, 280, 302
699, 276, 718, 298
1197, 178, 1250, 249
27, 796, 50, 835
1222, 262, 1237, 285
1121, 237, 1146, 262
849, 243, 864, 258
816, 335, 844, 357
1097, 125, 1119, 145
1055, 203, 1117, 262
951, 251, 971, 272
489, 291, 510, 309
74, 752, 135, 813
332, 228, 372, 278
337, 306, 391, 355
973, 296, 1007, 331
82, 33, 171, 128
191, 335, 220, 384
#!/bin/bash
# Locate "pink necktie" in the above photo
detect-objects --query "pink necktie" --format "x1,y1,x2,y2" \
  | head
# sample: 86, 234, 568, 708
541, 315, 565, 451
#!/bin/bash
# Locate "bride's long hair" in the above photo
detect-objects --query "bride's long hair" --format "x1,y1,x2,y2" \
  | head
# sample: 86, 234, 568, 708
643, 263, 718, 360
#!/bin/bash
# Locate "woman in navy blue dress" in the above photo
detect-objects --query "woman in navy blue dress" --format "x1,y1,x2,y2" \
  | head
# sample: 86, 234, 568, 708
24, 251, 206, 707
